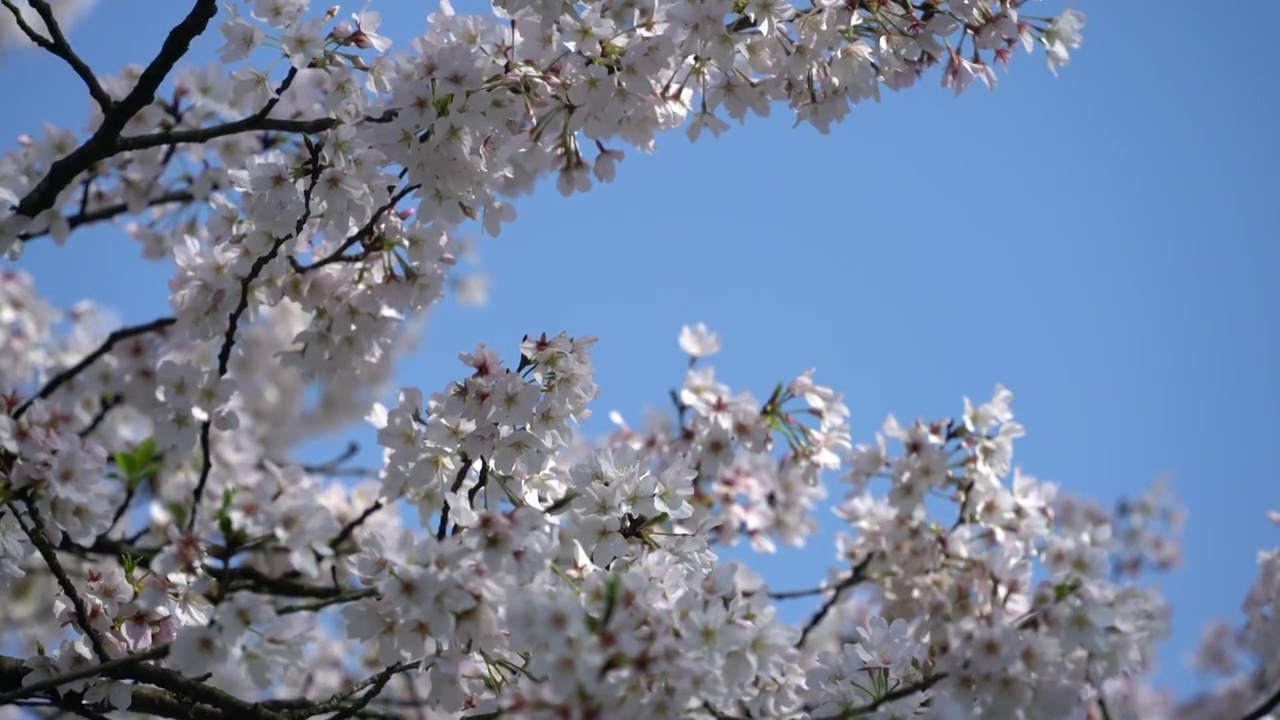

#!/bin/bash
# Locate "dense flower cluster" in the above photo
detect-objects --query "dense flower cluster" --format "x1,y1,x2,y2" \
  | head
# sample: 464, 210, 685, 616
0, 0, 1277, 719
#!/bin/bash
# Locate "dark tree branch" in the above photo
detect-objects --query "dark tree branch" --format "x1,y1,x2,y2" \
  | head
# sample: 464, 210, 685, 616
18, 189, 198, 242
14, 317, 175, 420
0, 645, 169, 705
438, 458, 473, 542
57, 535, 362, 602
809, 673, 947, 720
7, 501, 112, 662
123, 662, 282, 720
767, 585, 832, 601
0, 654, 221, 720
295, 182, 420, 273
330, 500, 386, 551
0, 0, 113, 114
276, 440, 360, 476
277, 588, 378, 615
116, 107, 398, 155
1244, 685, 1280, 720
188, 136, 325, 532
796, 554, 874, 647
216, 565, 361, 599
282, 662, 419, 720
326, 673, 397, 720
11, 0, 218, 223
77, 395, 121, 438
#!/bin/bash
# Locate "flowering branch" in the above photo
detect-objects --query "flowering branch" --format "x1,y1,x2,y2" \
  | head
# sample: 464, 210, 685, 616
10, 0, 218, 222
0, 645, 169, 705
0, 655, 225, 720
330, 501, 386, 551
123, 661, 284, 720
809, 672, 948, 720
277, 662, 420, 720
14, 317, 176, 420
6, 501, 112, 661
796, 554, 874, 647
2, 2, 1267, 719
116, 108, 400, 155
17, 189, 199, 243
188, 137, 326, 532
294, 182, 421, 273
277, 589, 380, 615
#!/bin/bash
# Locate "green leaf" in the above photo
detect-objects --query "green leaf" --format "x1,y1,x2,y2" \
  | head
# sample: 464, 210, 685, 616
216, 488, 237, 540
1054, 578, 1082, 602
113, 437, 160, 489
641, 512, 670, 528
218, 513, 234, 540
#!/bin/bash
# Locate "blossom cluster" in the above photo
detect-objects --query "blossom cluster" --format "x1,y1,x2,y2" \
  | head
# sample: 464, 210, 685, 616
1, 0, 1278, 719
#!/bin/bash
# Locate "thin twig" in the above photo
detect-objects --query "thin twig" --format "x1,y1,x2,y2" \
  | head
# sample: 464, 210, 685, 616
330, 501, 386, 550
116, 108, 398, 155
188, 136, 325, 531
297, 183, 420, 273
14, 318, 175, 420
7, 501, 111, 661
0, 0, 112, 113
808, 673, 947, 720
285, 662, 420, 720
438, 459, 473, 541
767, 585, 831, 601
19, 189, 198, 243
277, 588, 378, 615
77, 395, 121, 438
796, 554, 874, 647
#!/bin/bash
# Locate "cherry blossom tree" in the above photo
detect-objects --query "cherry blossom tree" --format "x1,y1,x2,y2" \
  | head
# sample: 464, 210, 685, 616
0, 1, 1276, 719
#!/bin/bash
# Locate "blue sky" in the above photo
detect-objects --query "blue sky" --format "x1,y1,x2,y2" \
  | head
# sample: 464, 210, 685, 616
2, 0, 1276, 699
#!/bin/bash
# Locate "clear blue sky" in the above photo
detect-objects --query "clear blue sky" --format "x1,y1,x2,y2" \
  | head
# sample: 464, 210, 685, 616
2, 0, 1275, 698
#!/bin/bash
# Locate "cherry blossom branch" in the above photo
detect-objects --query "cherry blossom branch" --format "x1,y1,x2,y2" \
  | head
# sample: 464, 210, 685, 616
330, 501, 386, 550
188, 138, 326, 532
0, 645, 169, 704
213, 565, 357, 599
766, 584, 833, 601
6, 501, 112, 662
116, 108, 399, 154
77, 395, 122, 438
0, 655, 225, 720
56, 535, 364, 602
277, 589, 379, 615
323, 671, 398, 720
277, 662, 420, 720
0, 0, 113, 114
438, 457, 474, 541
118, 65, 304, 156
298, 441, 360, 473
13, 317, 175, 420
11, 0, 218, 222
796, 554, 874, 647
17, 189, 199, 243
124, 661, 284, 720
295, 183, 421, 273
808, 672, 947, 720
